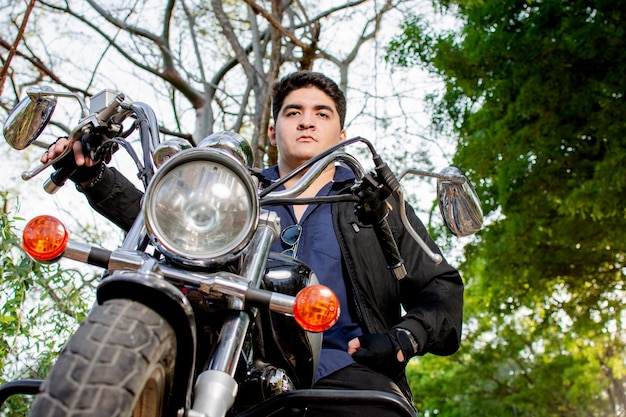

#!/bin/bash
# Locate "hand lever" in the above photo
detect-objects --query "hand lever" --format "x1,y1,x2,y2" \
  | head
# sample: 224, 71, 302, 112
355, 174, 407, 280
368, 153, 444, 266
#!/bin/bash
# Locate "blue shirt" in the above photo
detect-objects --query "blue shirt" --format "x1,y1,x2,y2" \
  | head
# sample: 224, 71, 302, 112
262, 166, 363, 381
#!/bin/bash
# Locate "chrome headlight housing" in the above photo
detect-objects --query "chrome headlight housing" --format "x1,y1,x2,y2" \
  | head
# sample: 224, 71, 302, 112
143, 148, 259, 266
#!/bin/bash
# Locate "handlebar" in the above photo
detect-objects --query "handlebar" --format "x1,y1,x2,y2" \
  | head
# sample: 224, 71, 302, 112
260, 139, 445, 267
62, 240, 296, 315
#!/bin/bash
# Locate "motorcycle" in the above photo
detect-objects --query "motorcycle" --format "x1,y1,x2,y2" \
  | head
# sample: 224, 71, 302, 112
0, 87, 483, 417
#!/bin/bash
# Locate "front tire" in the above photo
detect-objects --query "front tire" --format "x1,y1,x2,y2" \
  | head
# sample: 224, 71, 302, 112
29, 299, 177, 417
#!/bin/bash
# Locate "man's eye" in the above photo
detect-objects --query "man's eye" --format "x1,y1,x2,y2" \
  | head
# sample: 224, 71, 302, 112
318, 113, 329, 118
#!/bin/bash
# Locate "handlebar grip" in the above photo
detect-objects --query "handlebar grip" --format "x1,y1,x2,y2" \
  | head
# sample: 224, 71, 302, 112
42, 134, 107, 194
373, 217, 407, 280
43, 160, 77, 194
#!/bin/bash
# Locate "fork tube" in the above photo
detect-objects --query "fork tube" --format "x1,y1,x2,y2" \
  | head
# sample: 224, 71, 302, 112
208, 310, 250, 375
121, 216, 147, 251
242, 210, 280, 288
192, 212, 281, 417
206, 211, 280, 375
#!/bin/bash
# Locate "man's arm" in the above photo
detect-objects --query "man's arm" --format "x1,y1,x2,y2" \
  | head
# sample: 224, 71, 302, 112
79, 166, 143, 232
395, 200, 464, 357
41, 137, 143, 232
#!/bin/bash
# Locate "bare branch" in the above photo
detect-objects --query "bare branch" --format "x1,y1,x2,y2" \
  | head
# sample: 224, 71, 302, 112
84, 0, 162, 43
211, 0, 259, 88
0, 0, 36, 95
38, 0, 204, 109
0, 36, 88, 95
3, 0, 420, 164
244, 0, 309, 50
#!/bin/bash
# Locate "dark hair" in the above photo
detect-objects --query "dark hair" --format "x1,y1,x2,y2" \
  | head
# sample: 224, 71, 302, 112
271, 71, 346, 129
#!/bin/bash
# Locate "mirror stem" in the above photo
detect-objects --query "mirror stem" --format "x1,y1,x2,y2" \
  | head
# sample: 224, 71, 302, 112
395, 189, 443, 265
29, 89, 89, 118
398, 168, 466, 185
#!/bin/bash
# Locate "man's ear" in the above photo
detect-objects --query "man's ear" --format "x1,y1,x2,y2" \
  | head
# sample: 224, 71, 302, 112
339, 129, 347, 142
268, 125, 277, 146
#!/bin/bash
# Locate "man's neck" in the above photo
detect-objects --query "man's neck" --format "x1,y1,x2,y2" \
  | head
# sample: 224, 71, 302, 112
279, 164, 336, 222
279, 164, 336, 193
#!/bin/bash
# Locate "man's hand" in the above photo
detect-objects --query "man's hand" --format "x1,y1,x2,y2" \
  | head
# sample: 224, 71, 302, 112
41, 137, 97, 168
41, 137, 103, 186
348, 329, 418, 379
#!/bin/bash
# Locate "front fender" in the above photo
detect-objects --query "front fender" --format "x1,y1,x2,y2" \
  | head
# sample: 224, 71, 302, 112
97, 271, 196, 413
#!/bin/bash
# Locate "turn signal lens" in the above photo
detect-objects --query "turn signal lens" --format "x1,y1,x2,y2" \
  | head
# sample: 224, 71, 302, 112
293, 284, 340, 332
22, 215, 68, 261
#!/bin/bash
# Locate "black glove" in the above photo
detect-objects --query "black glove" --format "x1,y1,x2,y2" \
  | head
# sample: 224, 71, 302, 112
351, 329, 419, 379
51, 135, 107, 185
52, 151, 103, 185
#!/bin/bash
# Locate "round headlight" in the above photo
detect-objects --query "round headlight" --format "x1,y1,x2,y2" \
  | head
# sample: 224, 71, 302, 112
143, 148, 258, 265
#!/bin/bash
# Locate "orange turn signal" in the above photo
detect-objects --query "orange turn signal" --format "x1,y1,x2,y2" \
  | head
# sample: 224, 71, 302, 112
22, 215, 69, 262
293, 284, 340, 332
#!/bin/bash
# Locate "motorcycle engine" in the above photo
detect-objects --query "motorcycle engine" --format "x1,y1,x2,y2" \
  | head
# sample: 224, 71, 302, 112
233, 360, 295, 413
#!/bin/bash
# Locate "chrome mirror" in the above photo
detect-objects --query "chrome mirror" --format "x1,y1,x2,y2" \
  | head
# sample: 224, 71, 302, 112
437, 167, 483, 237
3, 86, 57, 150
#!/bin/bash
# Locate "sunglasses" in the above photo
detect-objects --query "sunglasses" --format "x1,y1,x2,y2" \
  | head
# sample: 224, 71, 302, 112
281, 224, 302, 257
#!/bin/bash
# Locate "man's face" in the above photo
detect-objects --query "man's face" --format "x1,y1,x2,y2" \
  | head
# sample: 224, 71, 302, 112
269, 86, 346, 171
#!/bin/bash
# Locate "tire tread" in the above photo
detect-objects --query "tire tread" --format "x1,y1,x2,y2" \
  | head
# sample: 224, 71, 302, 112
29, 299, 176, 417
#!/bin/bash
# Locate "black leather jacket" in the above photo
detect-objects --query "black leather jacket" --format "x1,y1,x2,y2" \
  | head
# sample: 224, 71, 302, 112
330, 177, 463, 399
332, 182, 463, 354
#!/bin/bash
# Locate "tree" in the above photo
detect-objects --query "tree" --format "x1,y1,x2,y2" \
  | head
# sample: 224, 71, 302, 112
388, 0, 626, 415
0, 0, 434, 168
0, 193, 97, 416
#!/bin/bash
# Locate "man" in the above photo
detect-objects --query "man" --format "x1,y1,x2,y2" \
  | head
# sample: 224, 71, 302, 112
262, 72, 463, 416
42, 71, 464, 416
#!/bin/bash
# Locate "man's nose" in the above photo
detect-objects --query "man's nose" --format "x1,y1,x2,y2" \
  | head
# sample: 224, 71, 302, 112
298, 112, 315, 129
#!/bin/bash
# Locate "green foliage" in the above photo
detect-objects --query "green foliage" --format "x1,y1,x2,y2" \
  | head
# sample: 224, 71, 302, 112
389, 0, 626, 415
0, 192, 96, 416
